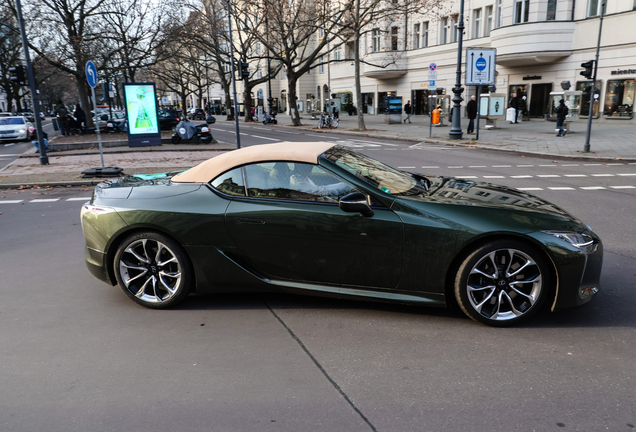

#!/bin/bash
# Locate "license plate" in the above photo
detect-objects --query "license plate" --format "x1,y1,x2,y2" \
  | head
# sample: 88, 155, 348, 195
0, 134, 7, 138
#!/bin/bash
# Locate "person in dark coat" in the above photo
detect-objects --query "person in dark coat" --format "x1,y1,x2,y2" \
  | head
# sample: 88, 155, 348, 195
403, 100, 412, 123
555, 99, 569, 137
74, 105, 86, 126
509, 92, 519, 123
56, 104, 69, 136
466, 95, 478, 134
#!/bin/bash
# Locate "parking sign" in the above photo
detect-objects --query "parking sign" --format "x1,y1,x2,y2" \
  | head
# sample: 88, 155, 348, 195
466, 48, 496, 86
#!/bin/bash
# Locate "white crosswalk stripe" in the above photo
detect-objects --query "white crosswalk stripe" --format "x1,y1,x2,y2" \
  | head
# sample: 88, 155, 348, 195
0, 200, 23, 204
29, 198, 60, 203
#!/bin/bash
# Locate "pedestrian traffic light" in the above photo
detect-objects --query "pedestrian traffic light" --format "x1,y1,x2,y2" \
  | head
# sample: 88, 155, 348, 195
580, 60, 595, 79
9, 65, 26, 86
241, 62, 249, 80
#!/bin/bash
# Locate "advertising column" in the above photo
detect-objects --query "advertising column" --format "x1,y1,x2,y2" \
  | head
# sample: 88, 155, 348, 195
123, 83, 161, 147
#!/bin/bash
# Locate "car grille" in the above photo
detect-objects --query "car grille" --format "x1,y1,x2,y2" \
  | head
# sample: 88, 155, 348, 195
1, 130, 16, 134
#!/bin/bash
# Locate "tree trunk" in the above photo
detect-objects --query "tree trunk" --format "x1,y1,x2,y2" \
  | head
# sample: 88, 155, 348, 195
287, 76, 301, 126
76, 79, 93, 127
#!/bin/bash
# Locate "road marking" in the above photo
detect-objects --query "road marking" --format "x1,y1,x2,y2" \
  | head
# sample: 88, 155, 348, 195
539, 164, 558, 167
537, 175, 560, 178
562, 164, 580, 166
277, 130, 301, 135
66, 197, 92, 201
458, 176, 478, 179
584, 163, 602, 166
564, 174, 587, 177
517, 187, 543, 191
398, 166, 416, 169
510, 175, 533, 178
548, 187, 575, 190
516, 165, 534, 167
483, 176, 505, 178
250, 135, 278, 141
4, 143, 15, 147
469, 165, 487, 168
605, 163, 624, 166
618, 173, 636, 176
581, 187, 606, 190
421, 166, 439, 169
350, 139, 399, 146
29, 198, 60, 203
448, 166, 463, 168
591, 174, 614, 177
0, 154, 20, 157
610, 186, 636, 189
0, 200, 23, 204
492, 165, 512, 167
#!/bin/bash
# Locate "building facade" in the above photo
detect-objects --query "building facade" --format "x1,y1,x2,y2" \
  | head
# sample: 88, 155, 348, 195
248, 0, 635, 121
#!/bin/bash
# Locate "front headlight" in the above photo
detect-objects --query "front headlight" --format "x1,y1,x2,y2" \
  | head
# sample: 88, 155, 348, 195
19, 129, 26, 133
542, 231, 594, 248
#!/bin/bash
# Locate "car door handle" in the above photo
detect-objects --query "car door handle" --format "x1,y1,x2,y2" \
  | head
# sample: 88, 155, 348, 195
238, 217, 265, 225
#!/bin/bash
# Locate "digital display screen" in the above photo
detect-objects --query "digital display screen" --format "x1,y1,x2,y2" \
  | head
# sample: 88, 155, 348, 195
123, 83, 159, 135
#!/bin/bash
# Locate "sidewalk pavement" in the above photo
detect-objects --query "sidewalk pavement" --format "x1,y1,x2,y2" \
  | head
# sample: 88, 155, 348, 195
1, 113, 634, 188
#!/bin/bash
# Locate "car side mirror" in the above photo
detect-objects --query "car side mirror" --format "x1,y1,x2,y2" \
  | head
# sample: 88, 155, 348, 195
206, 116, 216, 124
339, 192, 374, 217
100, 114, 108, 121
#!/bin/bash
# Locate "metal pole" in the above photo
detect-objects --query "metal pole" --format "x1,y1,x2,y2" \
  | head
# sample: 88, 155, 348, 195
205, 54, 210, 114
475, 85, 482, 140
14, 0, 48, 164
266, 18, 273, 115
584, 1, 605, 153
91, 86, 105, 168
429, 96, 433, 138
226, 0, 241, 148
449, 0, 466, 140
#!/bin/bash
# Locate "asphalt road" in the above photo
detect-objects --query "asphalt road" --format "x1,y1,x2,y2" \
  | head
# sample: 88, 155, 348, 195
1, 135, 635, 431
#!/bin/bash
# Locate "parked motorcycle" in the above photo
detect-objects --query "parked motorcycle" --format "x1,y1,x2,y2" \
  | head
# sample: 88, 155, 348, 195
262, 112, 277, 125
171, 119, 213, 144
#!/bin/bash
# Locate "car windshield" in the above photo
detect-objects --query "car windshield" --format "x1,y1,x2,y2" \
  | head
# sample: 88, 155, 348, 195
0, 118, 25, 125
323, 146, 427, 196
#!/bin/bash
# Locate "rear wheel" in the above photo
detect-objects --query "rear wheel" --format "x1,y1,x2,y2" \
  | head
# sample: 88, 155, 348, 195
272, 119, 277, 124
454, 240, 549, 327
170, 135, 181, 144
114, 232, 192, 309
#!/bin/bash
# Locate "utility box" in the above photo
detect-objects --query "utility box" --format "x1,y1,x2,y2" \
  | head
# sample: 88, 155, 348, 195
547, 91, 582, 122
384, 96, 403, 124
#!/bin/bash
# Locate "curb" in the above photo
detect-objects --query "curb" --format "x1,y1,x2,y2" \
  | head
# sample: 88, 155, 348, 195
286, 125, 636, 162
0, 180, 104, 189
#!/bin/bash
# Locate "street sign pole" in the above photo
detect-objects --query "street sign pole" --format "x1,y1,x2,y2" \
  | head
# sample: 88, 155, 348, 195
475, 85, 482, 140
86, 61, 105, 168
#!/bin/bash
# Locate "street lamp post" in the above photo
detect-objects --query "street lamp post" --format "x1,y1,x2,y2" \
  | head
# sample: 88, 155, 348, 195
265, 17, 273, 115
584, 1, 605, 153
226, 0, 241, 148
449, 1, 466, 140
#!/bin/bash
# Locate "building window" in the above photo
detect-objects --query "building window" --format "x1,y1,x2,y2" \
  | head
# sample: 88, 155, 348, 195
588, 0, 603, 16
391, 26, 398, 50
256, 43, 261, 54
441, 18, 449, 44
422, 21, 429, 47
334, 46, 341, 61
547, 0, 557, 20
257, 69, 262, 79
451, 17, 458, 42
473, 9, 482, 38
318, 28, 324, 39
413, 23, 420, 49
496, 0, 503, 27
319, 56, 324, 73
485, 6, 493, 36
372, 29, 380, 52
604, 79, 635, 118
514, 0, 529, 23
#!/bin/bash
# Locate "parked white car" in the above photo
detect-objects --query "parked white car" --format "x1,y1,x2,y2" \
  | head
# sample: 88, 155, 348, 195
0, 116, 34, 141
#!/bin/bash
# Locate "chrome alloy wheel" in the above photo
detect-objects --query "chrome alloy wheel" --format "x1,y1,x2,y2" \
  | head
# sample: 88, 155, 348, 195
118, 239, 182, 304
465, 248, 543, 321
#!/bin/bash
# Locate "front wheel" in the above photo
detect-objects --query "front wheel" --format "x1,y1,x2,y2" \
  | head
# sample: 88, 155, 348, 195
200, 134, 213, 144
332, 118, 339, 128
272, 119, 277, 125
263, 120, 267, 125
454, 240, 550, 327
114, 232, 192, 309
170, 135, 181, 144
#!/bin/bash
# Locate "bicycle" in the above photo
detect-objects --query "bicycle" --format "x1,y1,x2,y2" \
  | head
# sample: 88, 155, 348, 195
318, 112, 338, 129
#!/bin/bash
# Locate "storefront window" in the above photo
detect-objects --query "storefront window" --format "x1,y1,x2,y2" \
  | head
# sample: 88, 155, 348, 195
575, 80, 601, 118
603, 79, 635, 118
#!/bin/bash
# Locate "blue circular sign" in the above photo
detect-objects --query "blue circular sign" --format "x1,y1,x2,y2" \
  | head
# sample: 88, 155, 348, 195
475, 57, 487, 71
85, 61, 98, 88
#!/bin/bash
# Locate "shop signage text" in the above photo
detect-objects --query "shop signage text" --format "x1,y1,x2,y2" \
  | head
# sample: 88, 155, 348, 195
522, 75, 542, 80
611, 69, 636, 75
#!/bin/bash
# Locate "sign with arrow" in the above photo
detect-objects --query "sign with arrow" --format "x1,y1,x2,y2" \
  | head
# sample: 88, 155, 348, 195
466, 48, 496, 86
86, 61, 98, 88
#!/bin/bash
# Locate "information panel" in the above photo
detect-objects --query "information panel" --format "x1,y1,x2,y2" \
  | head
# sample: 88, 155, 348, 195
466, 48, 496, 86
122, 82, 161, 147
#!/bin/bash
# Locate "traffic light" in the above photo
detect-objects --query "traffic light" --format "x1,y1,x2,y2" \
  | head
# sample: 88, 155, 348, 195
9, 65, 26, 86
241, 62, 249, 80
580, 60, 595, 79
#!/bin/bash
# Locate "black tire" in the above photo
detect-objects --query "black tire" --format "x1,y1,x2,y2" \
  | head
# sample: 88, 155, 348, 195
263, 120, 267, 125
170, 135, 181, 144
454, 240, 549, 327
114, 232, 192, 309
272, 119, 277, 125
200, 134, 213, 144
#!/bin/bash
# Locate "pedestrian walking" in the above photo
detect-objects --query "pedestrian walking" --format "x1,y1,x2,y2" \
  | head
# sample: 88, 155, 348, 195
466, 95, 477, 134
56, 104, 69, 136
555, 99, 569, 137
74, 105, 85, 127
403, 100, 412, 123
508, 92, 519, 123
30, 127, 49, 153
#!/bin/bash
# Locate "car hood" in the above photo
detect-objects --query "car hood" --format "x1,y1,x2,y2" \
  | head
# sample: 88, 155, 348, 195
401, 175, 576, 219
0, 124, 25, 130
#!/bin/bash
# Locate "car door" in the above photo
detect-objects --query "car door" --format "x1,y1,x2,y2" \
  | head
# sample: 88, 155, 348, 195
220, 162, 403, 289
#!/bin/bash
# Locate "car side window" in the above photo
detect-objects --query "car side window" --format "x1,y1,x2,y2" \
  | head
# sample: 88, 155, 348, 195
210, 167, 246, 196
244, 162, 355, 203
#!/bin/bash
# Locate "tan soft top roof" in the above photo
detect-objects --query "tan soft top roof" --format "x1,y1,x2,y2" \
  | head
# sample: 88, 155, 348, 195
172, 141, 336, 183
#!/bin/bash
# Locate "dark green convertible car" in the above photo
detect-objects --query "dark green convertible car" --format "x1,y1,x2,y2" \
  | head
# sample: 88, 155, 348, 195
81, 142, 602, 326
